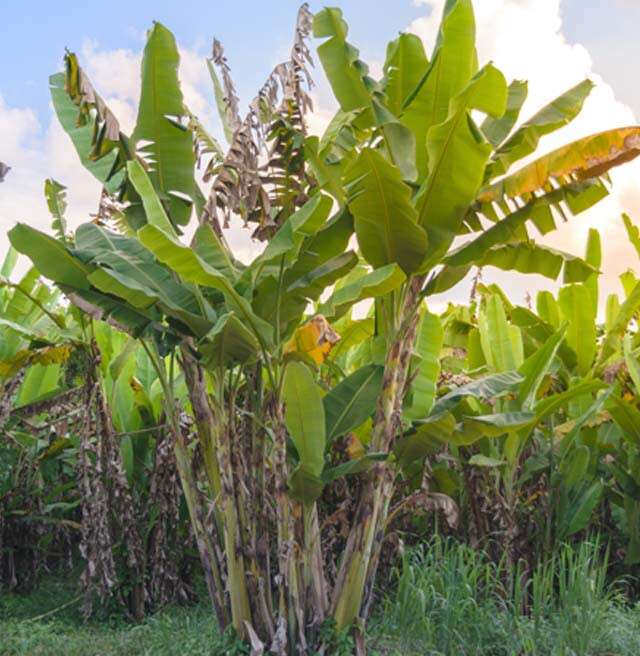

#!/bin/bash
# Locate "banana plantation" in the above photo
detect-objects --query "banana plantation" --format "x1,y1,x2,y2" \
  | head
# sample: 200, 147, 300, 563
4, 1, 640, 654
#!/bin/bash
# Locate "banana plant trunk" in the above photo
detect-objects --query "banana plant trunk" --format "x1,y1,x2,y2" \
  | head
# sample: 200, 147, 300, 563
331, 278, 422, 634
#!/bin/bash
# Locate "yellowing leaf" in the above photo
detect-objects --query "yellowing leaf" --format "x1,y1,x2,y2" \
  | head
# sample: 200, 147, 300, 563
345, 433, 365, 460
479, 127, 640, 203
0, 344, 73, 379
284, 315, 340, 364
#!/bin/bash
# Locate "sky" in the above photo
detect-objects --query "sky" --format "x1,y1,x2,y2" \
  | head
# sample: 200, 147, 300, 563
2, 0, 640, 310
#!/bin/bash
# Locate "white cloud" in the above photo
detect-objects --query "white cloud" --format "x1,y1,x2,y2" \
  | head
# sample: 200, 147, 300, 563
410, 0, 640, 309
0, 95, 60, 263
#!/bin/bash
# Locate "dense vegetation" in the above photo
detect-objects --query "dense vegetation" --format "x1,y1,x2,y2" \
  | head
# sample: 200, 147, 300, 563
4, 1, 640, 653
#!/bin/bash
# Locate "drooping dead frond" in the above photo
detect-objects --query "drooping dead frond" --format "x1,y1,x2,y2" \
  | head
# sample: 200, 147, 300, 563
188, 112, 225, 180
388, 491, 460, 530
146, 427, 189, 606
210, 38, 242, 136
285, 2, 314, 118
201, 116, 263, 231
251, 98, 313, 240
61, 51, 140, 234
248, 5, 315, 238
202, 4, 315, 238
76, 378, 118, 616
77, 346, 146, 618
10, 385, 83, 422
64, 52, 122, 160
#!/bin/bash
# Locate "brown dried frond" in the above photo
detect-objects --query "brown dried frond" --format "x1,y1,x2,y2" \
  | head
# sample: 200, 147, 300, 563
188, 112, 224, 178
146, 427, 188, 606
285, 3, 314, 117
202, 4, 315, 237
64, 52, 121, 157
211, 38, 242, 133
76, 347, 145, 617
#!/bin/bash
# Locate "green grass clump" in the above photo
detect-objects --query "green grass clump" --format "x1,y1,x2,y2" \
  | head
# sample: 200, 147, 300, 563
368, 536, 640, 656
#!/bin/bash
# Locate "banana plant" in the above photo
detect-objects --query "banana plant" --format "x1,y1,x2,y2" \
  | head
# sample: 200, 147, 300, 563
310, 0, 640, 635
0, 248, 81, 592
595, 214, 640, 566
9, 1, 640, 653
10, 7, 354, 646
0, 263, 192, 615
2, 181, 190, 618
440, 225, 640, 560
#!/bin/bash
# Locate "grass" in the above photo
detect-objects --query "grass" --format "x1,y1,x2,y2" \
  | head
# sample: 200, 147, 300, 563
368, 537, 640, 656
3, 540, 640, 655
0, 574, 245, 656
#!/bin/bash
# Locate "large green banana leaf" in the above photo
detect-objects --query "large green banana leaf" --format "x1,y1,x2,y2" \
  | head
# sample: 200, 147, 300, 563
463, 411, 534, 437
49, 72, 121, 191
487, 79, 593, 179
433, 371, 523, 414
394, 412, 457, 466
404, 312, 443, 421
608, 395, 640, 448
446, 180, 606, 267
536, 290, 561, 328
282, 362, 326, 478
344, 148, 428, 274
415, 64, 507, 267
401, 0, 476, 177
583, 228, 601, 317
558, 284, 596, 375
0, 247, 18, 281
474, 242, 595, 283
138, 224, 273, 345
285, 252, 359, 301
382, 33, 428, 116
132, 22, 195, 227
532, 380, 605, 422
323, 364, 384, 442
254, 193, 333, 276
313, 8, 374, 115
198, 312, 260, 368
558, 481, 603, 539
600, 280, 640, 364
284, 208, 354, 284
478, 294, 523, 371
252, 252, 358, 338
192, 224, 240, 283
74, 223, 207, 337
8, 224, 91, 289
321, 263, 406, 319
127, 161, 177, 236
518, 326, 566, 410
62, 287, 157, 337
